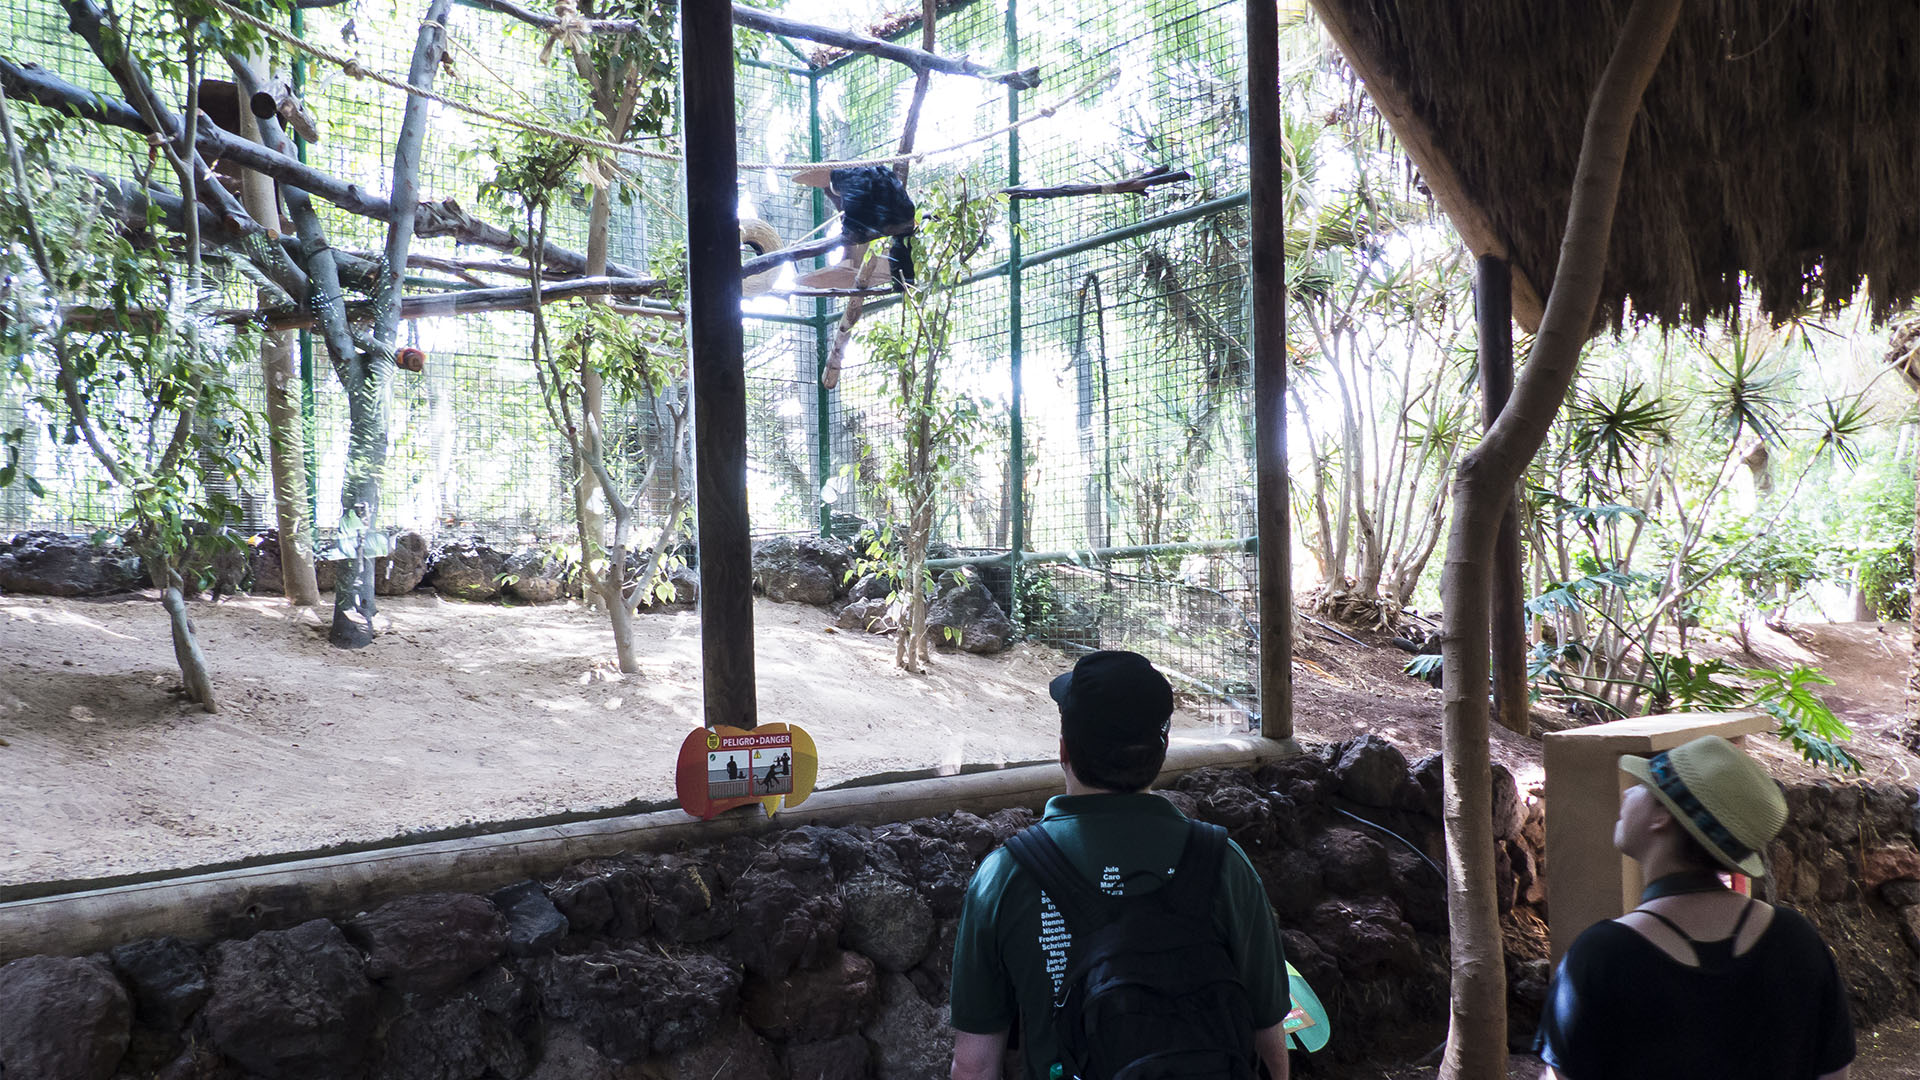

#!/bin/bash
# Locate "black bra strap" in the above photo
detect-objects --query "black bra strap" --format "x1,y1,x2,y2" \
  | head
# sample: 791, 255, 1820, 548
1728, 897, 1757, 941
1633, 907, 1694, 943
1633, 898, 1759, 948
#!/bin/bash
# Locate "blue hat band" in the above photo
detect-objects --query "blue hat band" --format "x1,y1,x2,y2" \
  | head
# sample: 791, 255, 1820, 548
1649, 752, 1750, 864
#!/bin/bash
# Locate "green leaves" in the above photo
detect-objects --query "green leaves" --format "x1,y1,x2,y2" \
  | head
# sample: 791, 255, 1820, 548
1748, 665, 1861, 773
1525, 567, 1652, 617
1566, 381, 1675, 482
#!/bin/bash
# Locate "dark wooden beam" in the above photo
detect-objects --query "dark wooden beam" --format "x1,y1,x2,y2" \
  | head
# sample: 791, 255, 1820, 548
1478, 254, 1529, 736
1248, 0, 1294, 744
682, 1, 757, 731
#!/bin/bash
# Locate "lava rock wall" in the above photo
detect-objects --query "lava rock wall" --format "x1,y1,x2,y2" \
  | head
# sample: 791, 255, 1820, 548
4, 742, 1915, 1080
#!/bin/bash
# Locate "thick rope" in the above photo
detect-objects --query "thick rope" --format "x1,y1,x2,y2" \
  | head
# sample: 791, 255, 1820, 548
208, 0, 1091, 171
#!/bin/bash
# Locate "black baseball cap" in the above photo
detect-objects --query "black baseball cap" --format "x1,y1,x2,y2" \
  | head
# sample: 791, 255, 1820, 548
1049, 650, 1174, 748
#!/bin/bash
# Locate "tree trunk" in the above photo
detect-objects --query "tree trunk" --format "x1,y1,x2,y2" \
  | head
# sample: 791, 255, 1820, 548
330, 376, 387, 647
329, 0, 453, 648
1478, 255, 1528, 736
233, 51, 319, 608
1909, 435, 1920, 740
160, 577, 217, 713
575, 183, 614, 610
258, 329, 321, 605
1437, 2, 1683, 1078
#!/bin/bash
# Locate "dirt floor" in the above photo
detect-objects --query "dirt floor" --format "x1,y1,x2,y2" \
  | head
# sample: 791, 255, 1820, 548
0, 591, 1258, 887
2, 594, 1915, 892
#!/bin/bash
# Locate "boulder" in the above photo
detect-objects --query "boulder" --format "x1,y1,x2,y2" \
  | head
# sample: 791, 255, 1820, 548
345, 893, 507, 995
652, 1020, 782, 1080
0, 531, 142, 596
375, 530, 430, 596
1862, 843, 1920, 890
250, 531, 287, 596
108, 937, 209, 1031
1307, 896, 1421, 978
740, 949, 879, 1042
552, 864, 652, 939
839, 870, 934, 972
663, 565, 700, 606
726, 864, 843, 978
861, 972, 951, 1080
925, 579, 1016, 655
1490, 761, 1523, 841
1881, 879, 1920, 907
489, 880, 569, 958
753, 536, 853, 605
1334, 735, 1408, 808
1308, 826, 1390, 894
645, 860, 733, 943
369, 966, 532, 1080
201, 919, 377, 1078
847, 573, 894, 602
528, 945, 739, 1063
429, 541, 508, 601
502, 548, 568, 604
784, 1033, 873, 1080
0, 955, 131, 1080
837, 597, 894, 633
1263, 847, 1326, 921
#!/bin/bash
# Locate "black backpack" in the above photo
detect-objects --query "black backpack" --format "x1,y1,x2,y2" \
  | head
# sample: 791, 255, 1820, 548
1004, 820, 1259, 1080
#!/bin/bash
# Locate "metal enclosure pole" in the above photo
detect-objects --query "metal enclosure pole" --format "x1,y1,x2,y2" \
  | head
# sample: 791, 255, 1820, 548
682, 2, 757, 730
810, 68, 833, 538
1005, 0, 1025, 621
1478, 254, 1529, 734
1248, 0, 1294, 742
291, 4, 318, 533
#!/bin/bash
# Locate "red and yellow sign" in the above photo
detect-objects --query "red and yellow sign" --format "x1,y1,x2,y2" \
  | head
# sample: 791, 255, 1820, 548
675, 723, 817, 820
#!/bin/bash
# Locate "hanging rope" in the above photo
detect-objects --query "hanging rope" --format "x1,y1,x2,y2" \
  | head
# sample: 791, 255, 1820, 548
208, 0, 1095, 172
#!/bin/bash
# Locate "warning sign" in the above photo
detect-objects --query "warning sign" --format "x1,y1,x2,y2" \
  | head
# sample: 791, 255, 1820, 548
706, 731, 793, 800
676, 723, 816, 820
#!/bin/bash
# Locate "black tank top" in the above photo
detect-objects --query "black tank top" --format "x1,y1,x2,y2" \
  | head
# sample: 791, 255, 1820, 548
1534, 904, 1856, 1080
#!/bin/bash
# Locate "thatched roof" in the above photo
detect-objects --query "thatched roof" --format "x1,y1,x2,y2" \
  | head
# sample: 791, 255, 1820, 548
1308, 1, 1920, 331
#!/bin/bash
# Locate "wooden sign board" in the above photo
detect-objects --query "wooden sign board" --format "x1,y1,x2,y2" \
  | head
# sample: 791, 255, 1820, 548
676, 723, 818, 820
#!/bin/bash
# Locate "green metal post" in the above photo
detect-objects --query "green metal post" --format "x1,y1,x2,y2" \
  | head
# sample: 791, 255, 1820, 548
810, 66, 832, 538
1005, 0, 1024, 622
291, 5, 318, 534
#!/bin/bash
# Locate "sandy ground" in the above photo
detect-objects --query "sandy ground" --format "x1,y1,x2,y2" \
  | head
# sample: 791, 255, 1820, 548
3, 592, 1915, 890
0, 592, 1245, 887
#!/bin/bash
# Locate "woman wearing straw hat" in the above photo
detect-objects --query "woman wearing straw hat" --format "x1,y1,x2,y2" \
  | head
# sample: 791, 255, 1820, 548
1535, 735, 1855, 1080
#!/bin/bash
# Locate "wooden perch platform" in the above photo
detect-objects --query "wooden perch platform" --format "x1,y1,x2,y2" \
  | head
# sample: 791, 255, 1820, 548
1002, 165, 1191, 199
240, 276, 669, 330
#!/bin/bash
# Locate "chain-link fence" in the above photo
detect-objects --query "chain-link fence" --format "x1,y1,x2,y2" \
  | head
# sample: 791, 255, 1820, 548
3, 0, 1259, 721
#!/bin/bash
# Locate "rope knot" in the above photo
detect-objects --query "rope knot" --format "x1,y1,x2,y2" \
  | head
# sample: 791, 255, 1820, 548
341, 58, 370, 80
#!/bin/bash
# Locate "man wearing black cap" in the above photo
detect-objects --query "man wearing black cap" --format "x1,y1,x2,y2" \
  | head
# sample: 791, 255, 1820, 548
948, 650, 1290, 1080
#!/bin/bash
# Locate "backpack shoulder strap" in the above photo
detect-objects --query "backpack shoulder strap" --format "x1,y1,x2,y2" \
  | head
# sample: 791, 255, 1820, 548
1158, 820, 1230, 918
1004, 824, 1112, 931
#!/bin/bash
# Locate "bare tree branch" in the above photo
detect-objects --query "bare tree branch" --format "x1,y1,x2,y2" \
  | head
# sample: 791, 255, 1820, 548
242, 276, 671, 330
4, 56, 639, 278
1003, 165, 1191, 199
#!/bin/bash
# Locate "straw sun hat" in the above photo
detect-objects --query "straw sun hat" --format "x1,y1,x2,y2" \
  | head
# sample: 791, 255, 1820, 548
1619, 735, 1789, 878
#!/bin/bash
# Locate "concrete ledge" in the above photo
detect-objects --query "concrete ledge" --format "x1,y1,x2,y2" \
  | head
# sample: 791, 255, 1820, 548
0, 736, 1298, 963
1543, 711, 1773, 961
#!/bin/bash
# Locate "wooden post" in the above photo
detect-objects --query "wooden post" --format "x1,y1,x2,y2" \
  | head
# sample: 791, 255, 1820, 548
1478, 255, 1529, 736
1248, 0, 1294, 744
681, 2, 756, 730
1542, 711, 1771, 962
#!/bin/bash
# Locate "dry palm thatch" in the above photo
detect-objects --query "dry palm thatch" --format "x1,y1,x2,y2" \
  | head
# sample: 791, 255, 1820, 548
1310, 0, 1920, 330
